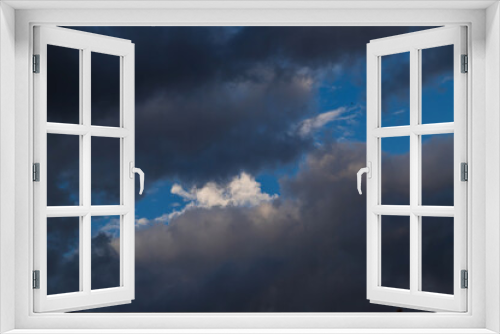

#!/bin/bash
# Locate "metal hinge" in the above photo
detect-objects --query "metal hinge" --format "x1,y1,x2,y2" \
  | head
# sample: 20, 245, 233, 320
461, 162, 468, 181
33, 54, 40, 73
461, 270, 468, 289
33, 270, 40, 289
461, 54, 468, 73
33, 163, 40, 182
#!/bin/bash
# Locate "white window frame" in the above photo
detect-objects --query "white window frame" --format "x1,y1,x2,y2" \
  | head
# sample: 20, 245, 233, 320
366, 26, 468, 312
1, 1, 499, 333
33, 26, 136, 313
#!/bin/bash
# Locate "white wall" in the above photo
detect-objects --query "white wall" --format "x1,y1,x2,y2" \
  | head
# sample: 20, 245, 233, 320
0, 2, 16, 333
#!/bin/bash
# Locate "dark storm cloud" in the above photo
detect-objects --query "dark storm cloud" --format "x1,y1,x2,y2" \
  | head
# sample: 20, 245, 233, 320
47, 227, 121, 295
87, 141, 383, 312
47, 217, 80, 295
69, 136, 452, 312
47, 134, 80, 206
91, 137, 121, 205
73, 26, 428, 99
421, 134, 454, 206
47, 45, 80, 124
136, 73, 315, 185
91, 232, 121, 290
46, 26, 445, 200
380, 134, 454, 206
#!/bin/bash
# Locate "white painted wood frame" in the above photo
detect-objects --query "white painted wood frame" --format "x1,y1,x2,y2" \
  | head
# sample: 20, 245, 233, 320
32, 26, 135, 313
366, 26, 467, 312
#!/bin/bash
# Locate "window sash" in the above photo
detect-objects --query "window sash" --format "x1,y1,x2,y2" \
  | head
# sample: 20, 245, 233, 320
33, 25, 136, 313
366, 26, 468, 312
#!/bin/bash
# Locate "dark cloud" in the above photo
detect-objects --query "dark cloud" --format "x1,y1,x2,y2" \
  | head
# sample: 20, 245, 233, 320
84, 141, 387, 312
421, 216, 454, 295
71, 26, 429, 100
47, 134, 80, 206
91, 51, 121, 127
70, 136, 452, 312
135, 72, 315, 186
381, 144, 411, 205
381, 215, 411, 290
47, 45, 80, 124
91, 232, 121, 290
47, 217, 80, 295
421, 134, 454, 206
91, 137, 121, 205
47, 216, 122, 295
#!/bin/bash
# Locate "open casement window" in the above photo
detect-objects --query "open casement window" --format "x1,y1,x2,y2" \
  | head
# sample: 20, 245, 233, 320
364, 26, 467, 312
33, 26, 140, 312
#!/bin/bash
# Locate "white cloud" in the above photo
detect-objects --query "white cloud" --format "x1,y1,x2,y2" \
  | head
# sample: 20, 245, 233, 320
135, 212, 178, 227
136, 172, 278, 226
298, 106, 359, 137
136, 218, 150, 226
171, 184, 196, 201
173, 172, 277, 209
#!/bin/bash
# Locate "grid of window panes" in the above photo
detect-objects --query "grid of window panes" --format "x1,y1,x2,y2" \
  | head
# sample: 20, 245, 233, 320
378, 45, 455, 295
46, 45, 124, 295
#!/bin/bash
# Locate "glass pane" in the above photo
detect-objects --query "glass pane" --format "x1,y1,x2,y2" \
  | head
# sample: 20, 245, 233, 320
92, 52, 120, 127
91, 137, 121, 205
381, 52, 410, 127
91, 216, 120, 290
421, 45, 454, 124
381, 215, 410, 290
421, 134, 454, 206
47, 134, 79, 206
47, 45, 80, 124
381, 136, 410, 205
421, 217, 454, 294
47, 217, 80, 295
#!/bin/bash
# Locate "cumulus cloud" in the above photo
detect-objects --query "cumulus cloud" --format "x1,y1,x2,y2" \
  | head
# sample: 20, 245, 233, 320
136, 173, 278, 226
172, 172, 277, 209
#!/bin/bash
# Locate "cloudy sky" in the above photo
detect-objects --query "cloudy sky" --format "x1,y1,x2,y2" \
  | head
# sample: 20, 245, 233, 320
45, 26, 455, 312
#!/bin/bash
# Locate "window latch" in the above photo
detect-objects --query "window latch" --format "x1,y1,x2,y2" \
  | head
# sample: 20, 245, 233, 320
357, 162, 372, 195
129, 162, 145, 195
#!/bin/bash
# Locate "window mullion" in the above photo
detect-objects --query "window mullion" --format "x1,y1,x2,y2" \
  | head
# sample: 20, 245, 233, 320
82, 47, 92, 294
78, 48, 84, 293
409, 48, 420, 294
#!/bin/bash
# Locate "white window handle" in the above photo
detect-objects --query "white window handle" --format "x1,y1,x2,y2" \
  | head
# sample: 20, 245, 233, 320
129, 162, 145, 195
357, 162, 371, 195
